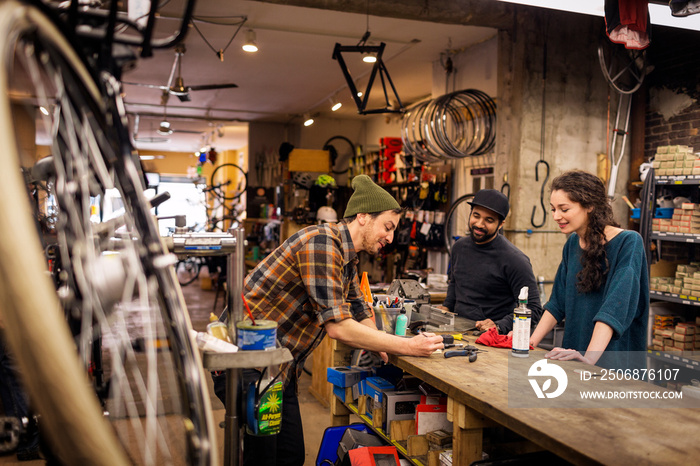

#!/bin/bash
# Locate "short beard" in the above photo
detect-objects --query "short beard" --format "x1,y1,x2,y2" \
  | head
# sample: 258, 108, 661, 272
469, 224, 498, 244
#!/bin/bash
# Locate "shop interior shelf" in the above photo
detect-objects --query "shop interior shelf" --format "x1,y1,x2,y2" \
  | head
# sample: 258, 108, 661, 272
339, 397, 427, 466
650, 290, 700, 307
651, 232, 700, 243
654, 175, 700, 185
202, 347, 293, 370
647, 349, 700, 372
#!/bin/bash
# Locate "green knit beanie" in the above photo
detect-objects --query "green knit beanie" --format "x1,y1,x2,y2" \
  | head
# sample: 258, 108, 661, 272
343, 175, 400, 218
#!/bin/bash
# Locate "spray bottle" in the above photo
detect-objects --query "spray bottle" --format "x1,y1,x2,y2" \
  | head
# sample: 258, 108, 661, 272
512, 286, 531, 358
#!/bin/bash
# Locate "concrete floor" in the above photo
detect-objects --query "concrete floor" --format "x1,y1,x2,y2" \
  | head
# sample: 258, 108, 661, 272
0, 277, 334, 465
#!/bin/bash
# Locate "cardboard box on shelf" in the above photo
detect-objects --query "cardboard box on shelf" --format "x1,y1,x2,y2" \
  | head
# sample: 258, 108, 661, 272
675, 323, 696, 335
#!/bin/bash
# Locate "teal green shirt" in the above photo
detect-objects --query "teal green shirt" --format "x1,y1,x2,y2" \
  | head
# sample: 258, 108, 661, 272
544, 230, 648, 369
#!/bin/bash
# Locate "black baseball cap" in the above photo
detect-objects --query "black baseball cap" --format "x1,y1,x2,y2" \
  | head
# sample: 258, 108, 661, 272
468, 189, 509, 220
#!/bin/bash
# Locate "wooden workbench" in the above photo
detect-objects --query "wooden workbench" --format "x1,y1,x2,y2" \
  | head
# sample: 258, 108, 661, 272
383, 346, 700, 465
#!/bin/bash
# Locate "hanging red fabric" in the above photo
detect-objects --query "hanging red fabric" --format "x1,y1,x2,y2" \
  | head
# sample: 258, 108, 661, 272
605, 0, 651, 50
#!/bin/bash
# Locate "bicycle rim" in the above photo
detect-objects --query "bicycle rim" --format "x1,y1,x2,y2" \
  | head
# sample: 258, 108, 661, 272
0, 3, 215, 465
597, 38, 645, 95
444, 194, 475, 256
210, 162, 247, 201
177, 259, 201, 286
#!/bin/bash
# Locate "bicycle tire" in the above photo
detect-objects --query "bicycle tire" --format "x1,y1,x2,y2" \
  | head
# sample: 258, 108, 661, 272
177, 258, 201, 286
597, 37, 645, 95
0, 3, 215, 465
210, 162, 247, 201
444, 193, 476, 256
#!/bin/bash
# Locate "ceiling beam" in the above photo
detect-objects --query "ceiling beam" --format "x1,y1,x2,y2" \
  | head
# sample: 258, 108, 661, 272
249, 0, 514, 29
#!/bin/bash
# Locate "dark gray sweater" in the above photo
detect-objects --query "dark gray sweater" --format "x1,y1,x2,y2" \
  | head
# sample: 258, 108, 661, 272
443, 234, 542, 333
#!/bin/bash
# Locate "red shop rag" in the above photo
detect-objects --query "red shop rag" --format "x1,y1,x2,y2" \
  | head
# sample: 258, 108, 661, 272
475, 327, 534, 350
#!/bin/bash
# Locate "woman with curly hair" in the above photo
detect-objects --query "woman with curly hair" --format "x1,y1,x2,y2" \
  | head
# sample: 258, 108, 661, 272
529, 170, 648, 368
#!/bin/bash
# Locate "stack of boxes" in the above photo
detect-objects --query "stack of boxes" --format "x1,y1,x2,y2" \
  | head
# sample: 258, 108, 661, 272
650, 263, 700, 297
651, 315, 682, 351
651, 145, 699, 176
652, 202, 700, 234
651, 320, 700, 355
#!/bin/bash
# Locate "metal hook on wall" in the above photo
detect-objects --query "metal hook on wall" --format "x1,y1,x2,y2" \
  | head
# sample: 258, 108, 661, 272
500, 173, 510, 201
530, 160, 550, 228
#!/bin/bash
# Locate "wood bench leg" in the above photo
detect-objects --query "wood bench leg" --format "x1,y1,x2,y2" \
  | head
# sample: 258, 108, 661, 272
330, 394, 350, 426
447, 398, 495, 464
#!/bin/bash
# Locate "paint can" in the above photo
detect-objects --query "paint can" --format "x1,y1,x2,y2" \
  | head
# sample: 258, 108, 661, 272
236, 320, 277, 350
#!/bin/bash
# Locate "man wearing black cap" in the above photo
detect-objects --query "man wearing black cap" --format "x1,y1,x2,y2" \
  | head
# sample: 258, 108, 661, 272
442, 189, 542, 334
233, 175, 443, 466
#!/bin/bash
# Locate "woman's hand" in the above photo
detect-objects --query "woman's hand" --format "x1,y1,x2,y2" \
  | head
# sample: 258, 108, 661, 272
544, 347, 596, 365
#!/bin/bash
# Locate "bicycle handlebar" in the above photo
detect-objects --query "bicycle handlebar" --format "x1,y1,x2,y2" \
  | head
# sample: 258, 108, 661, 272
40, 0, 198, 58
149, 192, 171, 209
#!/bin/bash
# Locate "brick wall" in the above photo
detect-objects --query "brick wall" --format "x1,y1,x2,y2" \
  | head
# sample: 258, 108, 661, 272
644, 26, 700, 160
645, 104, 700, 161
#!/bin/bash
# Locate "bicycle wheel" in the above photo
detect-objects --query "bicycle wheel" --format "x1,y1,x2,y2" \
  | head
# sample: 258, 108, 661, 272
177, 258, 201, 286
0, 3, 215, 465
598, 37, 645, 95
444, 194, 475, 256
210, 162, 247, 201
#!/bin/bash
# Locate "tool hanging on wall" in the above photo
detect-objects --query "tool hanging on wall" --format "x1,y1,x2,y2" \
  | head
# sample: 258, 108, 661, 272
606, 93, 633, 198
531, 160, 549, 228
531, 19, 549, 229
501, 173, 510, 201
597, 30, 646, 197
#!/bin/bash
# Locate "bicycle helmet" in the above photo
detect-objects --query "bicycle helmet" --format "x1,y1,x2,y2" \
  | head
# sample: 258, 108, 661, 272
292, 171, 316, 188
316, 206, 338, 223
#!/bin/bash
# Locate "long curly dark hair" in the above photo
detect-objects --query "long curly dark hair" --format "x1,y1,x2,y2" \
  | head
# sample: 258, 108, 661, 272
550, 170, 619, 293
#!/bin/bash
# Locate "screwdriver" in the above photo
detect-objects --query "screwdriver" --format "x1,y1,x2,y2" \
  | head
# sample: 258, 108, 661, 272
441, 334, 465, 345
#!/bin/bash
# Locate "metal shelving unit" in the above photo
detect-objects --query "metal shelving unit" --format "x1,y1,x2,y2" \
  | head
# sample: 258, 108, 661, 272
643, 169, 700, 378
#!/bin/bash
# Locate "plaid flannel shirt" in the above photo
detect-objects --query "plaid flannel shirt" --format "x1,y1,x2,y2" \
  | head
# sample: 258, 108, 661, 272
243, 222, 372, 385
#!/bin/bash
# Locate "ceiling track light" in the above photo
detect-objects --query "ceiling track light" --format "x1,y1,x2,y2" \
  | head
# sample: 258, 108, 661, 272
157, 120, 173, 135
303, 113, 314, 127
330, 97, 342, 112
242, 29, 258, 53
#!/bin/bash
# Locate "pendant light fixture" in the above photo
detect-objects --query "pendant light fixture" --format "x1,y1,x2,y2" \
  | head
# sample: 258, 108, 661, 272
242, 29, 258, 53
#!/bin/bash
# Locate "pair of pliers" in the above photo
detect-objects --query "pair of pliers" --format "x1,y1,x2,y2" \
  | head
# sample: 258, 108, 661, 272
443, 345, 486, 362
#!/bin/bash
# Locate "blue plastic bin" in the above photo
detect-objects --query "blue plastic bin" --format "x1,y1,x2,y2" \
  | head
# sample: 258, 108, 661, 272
630, 207, 673, 219
315, 424, 369, 466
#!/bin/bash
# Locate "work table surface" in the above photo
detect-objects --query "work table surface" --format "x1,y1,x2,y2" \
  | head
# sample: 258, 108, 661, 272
389, 345, 700, 465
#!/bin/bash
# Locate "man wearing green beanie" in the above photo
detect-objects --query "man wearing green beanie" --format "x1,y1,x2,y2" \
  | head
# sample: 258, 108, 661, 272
226, 174, 443, 466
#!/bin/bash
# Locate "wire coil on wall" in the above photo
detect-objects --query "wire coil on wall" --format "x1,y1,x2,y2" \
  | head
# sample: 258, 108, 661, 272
401, 89, 497, 162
